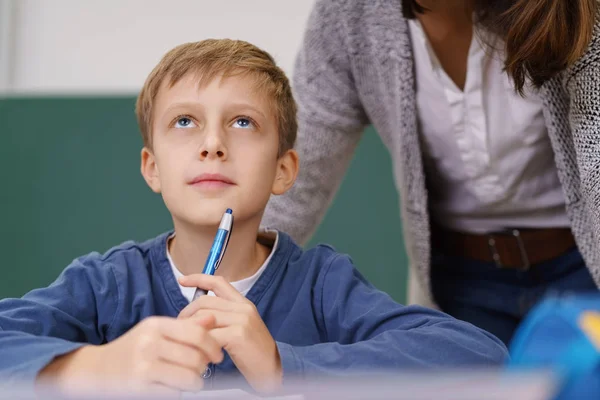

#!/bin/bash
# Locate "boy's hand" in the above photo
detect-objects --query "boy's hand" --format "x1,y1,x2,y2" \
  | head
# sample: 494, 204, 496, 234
97, 315, 224, 394
41, 316, 224, 397
178, 274, 282, 393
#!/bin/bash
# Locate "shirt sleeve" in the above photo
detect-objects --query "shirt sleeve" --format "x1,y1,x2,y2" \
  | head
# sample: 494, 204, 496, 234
261, 0, 369, 245
0, 256, 119, 383
276, 253, 508, 378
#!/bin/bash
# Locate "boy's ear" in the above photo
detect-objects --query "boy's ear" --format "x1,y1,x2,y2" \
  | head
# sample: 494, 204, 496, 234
140, 147, 162, 193
272, 149, 299, 196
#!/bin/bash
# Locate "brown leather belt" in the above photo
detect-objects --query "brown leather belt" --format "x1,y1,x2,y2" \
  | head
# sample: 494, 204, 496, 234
431, 226, 576, 270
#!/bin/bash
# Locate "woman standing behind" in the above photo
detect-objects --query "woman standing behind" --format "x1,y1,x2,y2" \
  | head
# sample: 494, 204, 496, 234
262, 0, 600, 345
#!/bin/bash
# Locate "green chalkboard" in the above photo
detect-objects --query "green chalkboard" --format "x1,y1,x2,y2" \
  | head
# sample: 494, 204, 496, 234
0, 97, 408, 302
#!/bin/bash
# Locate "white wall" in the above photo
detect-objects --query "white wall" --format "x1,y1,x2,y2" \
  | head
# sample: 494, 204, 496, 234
1, 0, 316, 94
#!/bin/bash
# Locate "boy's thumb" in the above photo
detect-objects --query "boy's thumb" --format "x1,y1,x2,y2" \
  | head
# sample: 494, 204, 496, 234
194, 313, 216, 329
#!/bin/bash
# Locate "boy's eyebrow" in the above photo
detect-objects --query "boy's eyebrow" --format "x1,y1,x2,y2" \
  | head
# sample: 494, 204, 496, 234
225, 103, 268, 120
162, 102, 202, 115
161, 102, 268, 121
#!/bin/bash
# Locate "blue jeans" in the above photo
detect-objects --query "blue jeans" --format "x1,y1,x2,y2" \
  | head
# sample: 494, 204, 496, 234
430, 246, 597, 346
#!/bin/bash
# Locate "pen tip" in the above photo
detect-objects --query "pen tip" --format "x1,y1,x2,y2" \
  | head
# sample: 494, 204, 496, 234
226, 208, 232, 214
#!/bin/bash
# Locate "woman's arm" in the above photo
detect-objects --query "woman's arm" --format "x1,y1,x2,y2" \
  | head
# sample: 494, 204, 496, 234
262, 0, 369, 245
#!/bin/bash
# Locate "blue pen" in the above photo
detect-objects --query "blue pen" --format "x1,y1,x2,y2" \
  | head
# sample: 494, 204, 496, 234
193, 208, 234, 300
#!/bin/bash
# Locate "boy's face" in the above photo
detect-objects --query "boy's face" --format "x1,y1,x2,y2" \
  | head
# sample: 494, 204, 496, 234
141, 73, 298, 228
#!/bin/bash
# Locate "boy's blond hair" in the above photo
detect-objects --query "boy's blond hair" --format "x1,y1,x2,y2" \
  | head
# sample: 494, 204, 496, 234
135, 39, 297, 156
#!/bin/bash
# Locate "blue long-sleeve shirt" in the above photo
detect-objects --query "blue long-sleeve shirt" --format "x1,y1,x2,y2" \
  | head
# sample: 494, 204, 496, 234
0, 231, 507, 388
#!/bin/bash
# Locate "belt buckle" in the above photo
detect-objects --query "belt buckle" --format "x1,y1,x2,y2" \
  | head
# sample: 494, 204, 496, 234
487, 229, 531, 271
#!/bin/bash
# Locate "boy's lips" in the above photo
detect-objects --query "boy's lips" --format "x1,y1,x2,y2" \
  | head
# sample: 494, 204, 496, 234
188, 173, 235, 188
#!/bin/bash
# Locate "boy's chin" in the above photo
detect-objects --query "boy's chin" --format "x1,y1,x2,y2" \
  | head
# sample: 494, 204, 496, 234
175, 205, 237, 228
183, 212, 228, 228
170, 200, 263, 230
170, 200, 233, 223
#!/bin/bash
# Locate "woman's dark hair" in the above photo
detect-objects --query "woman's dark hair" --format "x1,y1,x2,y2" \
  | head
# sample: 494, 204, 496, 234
402, 0, 598, 93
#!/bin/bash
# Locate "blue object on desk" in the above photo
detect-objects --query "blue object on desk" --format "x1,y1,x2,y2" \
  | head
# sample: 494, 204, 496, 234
508, 293, 600, 400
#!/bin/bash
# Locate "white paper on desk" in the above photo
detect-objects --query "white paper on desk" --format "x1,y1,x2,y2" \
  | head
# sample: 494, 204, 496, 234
181, 389, 257, 399
181, 389, 304, 400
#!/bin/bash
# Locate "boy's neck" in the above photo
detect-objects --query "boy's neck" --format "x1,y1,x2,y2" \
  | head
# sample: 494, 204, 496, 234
168, 217, 271, 282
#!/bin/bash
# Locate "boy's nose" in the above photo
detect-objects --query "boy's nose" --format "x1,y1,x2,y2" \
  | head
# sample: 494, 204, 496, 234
199, 129, 227, 160
200, 148, 225, 159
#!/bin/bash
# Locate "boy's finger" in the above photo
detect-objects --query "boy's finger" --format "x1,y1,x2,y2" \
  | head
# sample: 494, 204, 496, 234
160, 319, 223, 364
178, 274, 244, 301
190, 310, 244, 329
192, 313, 217, 330
207, 327, 232, 348
207, 326, 252, 350
150, 361, 204, 393
156, 337, 209, 374
179, 296, 241, 319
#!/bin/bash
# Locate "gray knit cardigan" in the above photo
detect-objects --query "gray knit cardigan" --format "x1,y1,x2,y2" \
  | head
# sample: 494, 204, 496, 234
262, 0, 600, 301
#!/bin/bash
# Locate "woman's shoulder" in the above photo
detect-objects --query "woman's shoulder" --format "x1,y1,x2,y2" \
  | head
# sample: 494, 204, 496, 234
307, 0, 411, 60
311, 0, 408, 31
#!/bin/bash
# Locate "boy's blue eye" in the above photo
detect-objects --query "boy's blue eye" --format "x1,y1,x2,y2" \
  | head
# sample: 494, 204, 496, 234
232, 117, 254, 129
174, 116, 195, 128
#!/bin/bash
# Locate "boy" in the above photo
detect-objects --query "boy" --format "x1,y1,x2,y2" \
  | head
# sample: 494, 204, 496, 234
0, 39, 507, 396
